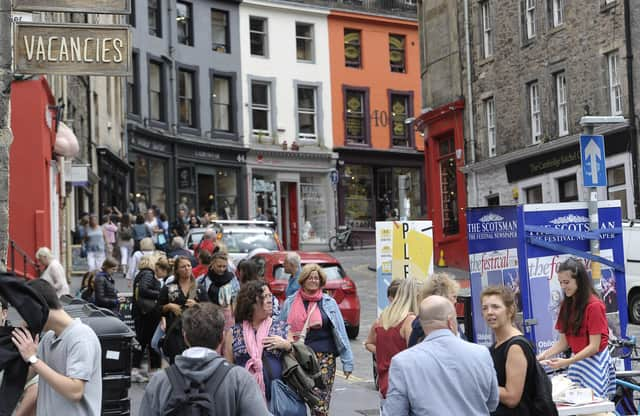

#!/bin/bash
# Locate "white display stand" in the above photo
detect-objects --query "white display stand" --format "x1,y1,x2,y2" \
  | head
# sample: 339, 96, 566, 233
556, 400, 615, 415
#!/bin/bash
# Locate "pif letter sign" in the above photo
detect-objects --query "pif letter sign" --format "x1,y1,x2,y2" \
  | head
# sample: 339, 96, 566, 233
12, 0, 130, 14
14, 23, 131, 76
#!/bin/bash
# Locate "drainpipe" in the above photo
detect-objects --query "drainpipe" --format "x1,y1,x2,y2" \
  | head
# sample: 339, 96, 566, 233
463, 0, 477, 207
167, 1, 177, 136
624, 0, 639, 218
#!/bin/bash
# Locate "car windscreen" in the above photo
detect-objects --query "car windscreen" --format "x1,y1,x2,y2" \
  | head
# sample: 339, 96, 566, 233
188, 231, 204, 247
274, 264, 344, 281
222, 231, 278, 254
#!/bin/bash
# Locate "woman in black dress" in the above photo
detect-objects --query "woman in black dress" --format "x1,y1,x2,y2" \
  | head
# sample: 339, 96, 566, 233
481, 286, 535, 416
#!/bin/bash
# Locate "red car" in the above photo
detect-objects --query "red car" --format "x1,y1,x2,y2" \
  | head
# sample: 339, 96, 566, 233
251, 251, 361, 339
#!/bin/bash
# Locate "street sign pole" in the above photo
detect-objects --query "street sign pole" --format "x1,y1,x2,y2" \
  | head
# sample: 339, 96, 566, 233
583, 124, 601, 280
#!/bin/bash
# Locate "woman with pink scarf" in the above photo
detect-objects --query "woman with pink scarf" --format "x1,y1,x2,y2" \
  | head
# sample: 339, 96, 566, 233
279, 264, 354, 416
224, 280, 294, 407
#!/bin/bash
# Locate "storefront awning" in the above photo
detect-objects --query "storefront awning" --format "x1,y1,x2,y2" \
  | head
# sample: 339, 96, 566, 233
54, 121, 80, 157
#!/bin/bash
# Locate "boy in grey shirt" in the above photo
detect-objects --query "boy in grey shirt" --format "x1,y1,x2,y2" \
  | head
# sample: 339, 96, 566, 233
11, 280, 102, 416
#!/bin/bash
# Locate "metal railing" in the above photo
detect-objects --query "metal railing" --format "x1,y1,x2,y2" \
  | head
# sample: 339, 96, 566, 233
281, 0, 417, 17
8, 240, 40, 279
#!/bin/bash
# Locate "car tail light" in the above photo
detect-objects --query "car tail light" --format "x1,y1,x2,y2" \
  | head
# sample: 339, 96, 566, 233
341, 279, 356, 294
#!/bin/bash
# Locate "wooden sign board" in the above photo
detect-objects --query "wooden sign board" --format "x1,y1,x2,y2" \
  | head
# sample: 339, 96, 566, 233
12, 0, 130, 14
14, 23, 131, 76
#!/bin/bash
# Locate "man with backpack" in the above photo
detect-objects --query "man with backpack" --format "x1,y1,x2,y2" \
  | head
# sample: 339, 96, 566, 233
140, 302, 271, 415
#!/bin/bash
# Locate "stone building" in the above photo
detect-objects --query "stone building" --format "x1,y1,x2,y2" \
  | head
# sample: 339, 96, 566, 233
417, 0, 638, 268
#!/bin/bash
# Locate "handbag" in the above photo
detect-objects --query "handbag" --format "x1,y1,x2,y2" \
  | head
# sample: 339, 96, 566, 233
264, 353, 306, 416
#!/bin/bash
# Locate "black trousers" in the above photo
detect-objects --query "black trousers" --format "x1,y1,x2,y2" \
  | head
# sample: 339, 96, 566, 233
133, 314, 161, 370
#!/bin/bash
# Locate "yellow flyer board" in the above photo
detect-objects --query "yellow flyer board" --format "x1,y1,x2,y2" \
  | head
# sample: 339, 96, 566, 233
375, 221, 434, 314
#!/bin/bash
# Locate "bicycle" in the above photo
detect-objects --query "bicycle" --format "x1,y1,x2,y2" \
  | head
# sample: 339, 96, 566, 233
609, 337, 640, 414
328, 224, 363, 252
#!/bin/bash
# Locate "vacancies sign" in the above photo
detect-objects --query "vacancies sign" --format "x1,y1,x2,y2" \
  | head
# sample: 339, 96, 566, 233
14, 24, 131, 76
12, 0, 130, 14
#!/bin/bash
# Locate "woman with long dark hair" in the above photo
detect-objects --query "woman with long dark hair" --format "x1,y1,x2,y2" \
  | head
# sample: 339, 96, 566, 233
537, 258, 615, 398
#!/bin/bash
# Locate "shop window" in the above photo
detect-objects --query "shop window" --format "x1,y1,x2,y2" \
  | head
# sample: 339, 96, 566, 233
390, 93, 411, 147
344, 29, 361, 68
250, 17, 268, 57
212, 75, 232, 132
148, 0, 161, 37
607, 165, 628, 218
296, 22, 314, 62
297, 86, 317, 140
525, 185, 543, 203
345, 88, 368, 145
301, 176, 329, 243
389, 34, 406, 73
134, 156, 167, 214
439, 137, 459, 235
376, 168, 423, 221
127, 51, 140, 115
197, 168, 238, 219
251, 81, 271, 136
558, 175, 578, 202
211, 9, 229, 53
149, 59, 165, 122
342, 164, 374, 229
178, 68, 196, 128
177, 2, 193, 46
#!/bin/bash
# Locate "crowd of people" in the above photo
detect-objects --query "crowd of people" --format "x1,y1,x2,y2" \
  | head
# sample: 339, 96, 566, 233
1, 239, 617, 416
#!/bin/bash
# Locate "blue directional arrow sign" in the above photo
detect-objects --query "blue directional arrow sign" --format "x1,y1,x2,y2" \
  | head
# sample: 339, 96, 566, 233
580, 135, 607, 187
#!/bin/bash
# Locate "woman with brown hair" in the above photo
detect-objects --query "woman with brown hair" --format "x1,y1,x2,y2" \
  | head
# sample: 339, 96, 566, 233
279, 264, 354, 416
482, 285, 536, 415
224, 280, 292, 407
158, 256, 198, 363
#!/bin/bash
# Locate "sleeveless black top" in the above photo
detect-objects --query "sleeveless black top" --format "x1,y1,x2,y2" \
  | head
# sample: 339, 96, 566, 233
489, 336, 536, 416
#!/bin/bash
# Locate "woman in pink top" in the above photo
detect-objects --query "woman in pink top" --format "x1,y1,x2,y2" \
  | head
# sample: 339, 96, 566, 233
364, 278, 421, 401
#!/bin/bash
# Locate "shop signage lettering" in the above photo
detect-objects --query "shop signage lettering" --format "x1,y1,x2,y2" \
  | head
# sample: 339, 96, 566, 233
132, 137, 168, 153
14, 24, 131, 76
194, 151, 220, 160
13, 0, 130, 14
467, 212, 518, 240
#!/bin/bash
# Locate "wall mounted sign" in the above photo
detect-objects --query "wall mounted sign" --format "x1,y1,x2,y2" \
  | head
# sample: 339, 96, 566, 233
14, 23, 131, 76
12, 0, 130, 14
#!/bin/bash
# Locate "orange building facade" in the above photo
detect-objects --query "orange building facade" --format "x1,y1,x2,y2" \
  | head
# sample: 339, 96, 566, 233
328, 11, 425, 242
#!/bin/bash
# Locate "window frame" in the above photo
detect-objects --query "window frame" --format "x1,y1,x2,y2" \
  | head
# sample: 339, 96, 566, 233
296, 84, 318, 141
344, 28, 362, 68
608, 51, 623, 116
481, 1, 493, 58
529, 81, 541, 143
557, 174, 578, 202
295, 22, 315, 63
148, 0, 162, 38
389, 33, 406, 73
176, 63, 199, 133
176, 1, 193, 46
147, 56, 166, 125
525, 0, 536, 40
388, 90, 414, 148
127, 49, 140, 118
485, 97, 496, 157
552, 0, 564, 27
555, 72, 568, 137
343, 86, 370, 146
525, 184, 543, 203
250, 80, 272, 137
250, 16, 268, 57
211, 9, 230, 53
210, 70, 236, 138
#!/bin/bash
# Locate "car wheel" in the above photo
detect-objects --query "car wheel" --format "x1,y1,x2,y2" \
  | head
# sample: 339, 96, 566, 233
346, 325, 359, 339
328, 237, 338, 252
630, 292, 640, 324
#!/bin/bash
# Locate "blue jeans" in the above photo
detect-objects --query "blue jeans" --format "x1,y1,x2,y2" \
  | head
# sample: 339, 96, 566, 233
151, 323, 165, 358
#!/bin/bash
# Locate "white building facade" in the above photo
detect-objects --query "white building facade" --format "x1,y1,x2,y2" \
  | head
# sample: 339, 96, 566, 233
239, 0, 337, 250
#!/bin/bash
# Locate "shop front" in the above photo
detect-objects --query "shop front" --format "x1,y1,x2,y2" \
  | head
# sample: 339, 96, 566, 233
128, 128, 248, 220
246, 148, 337, 251
97, 146, 129, 214
335, 147, 425, 244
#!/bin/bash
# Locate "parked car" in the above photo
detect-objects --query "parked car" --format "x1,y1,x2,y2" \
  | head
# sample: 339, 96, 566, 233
251, 251, 361, 339
185, 220, 283, 264
623, 220, 640, 323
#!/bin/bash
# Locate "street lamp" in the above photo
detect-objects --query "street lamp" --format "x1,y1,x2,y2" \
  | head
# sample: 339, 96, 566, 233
579, 115, 627, 281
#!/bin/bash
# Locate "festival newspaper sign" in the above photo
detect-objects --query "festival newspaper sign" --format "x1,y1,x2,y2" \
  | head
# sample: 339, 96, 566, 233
467, 206, 519, 346
375, 221, 434, 314
521, 201, 627, 353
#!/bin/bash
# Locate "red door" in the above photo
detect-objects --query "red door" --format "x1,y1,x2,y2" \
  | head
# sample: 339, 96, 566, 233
288, 183, 299, 250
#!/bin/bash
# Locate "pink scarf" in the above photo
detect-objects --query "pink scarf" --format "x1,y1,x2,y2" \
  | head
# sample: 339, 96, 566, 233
287, 290, 323, 340
242, 317, 272, 401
